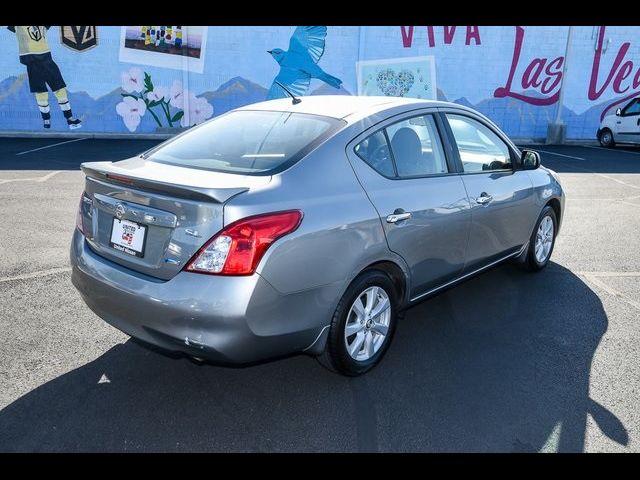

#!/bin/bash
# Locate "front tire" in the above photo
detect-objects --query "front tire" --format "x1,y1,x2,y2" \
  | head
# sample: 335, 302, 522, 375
318, 270, 399, 376
526, 206, 557, 271
599, 128, 615, 148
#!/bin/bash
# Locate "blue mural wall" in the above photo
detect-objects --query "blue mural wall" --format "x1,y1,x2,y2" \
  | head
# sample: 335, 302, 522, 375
1, 26, 639, 139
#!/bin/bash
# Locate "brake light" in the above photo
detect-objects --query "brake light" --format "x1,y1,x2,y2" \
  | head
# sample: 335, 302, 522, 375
106, 173, 134, 185
185, 210, 303, 276
76, 192, 86, 235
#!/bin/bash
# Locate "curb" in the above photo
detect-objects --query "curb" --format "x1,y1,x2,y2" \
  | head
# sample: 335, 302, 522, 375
512, 138, 600, 146
0, 131, 601, 146
0, 131, 176, 140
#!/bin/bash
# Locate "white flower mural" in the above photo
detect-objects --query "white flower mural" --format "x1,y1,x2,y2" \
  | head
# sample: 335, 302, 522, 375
121, 67, 144, 93
181, 93, 214, 128
146, 86, 169, 103
169, 80, 187, 109
116, 96, 147, 132
117, 69, 213, 132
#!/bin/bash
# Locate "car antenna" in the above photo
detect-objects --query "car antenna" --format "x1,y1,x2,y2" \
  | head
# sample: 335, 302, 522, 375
274, 81, 302, 105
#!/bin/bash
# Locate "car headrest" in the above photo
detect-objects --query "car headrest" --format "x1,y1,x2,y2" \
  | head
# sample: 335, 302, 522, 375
391, 128, 422, 165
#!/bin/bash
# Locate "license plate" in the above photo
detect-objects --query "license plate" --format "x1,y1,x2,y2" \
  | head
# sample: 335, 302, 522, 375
110, 218, 147, 257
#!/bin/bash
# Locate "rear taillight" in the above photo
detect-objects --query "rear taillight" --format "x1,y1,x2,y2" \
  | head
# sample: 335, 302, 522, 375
76, 192, 91, 236
76, 192, 86, 235
185, 210, 303, 276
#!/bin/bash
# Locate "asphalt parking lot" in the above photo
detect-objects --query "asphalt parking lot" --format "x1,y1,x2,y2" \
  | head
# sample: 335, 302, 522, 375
0, 137, 639, 452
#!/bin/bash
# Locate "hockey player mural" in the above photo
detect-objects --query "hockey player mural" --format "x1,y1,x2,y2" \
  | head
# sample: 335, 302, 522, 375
7, 26, 82, 130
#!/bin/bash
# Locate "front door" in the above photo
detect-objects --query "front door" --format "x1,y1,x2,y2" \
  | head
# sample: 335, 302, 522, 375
442, 112, 535, 273
346, 112, 471, 298
615, 98, 640, 144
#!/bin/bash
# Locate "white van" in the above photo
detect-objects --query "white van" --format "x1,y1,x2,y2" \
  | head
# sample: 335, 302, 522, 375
598, 97, 640, 147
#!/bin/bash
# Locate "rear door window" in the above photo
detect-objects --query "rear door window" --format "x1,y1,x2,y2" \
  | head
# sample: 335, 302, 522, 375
354, 130, 396, 177
386, 115, 448, 177
354, 113, 448, 179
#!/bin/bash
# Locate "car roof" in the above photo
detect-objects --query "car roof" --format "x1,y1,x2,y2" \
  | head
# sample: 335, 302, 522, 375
235, 95, 469, 123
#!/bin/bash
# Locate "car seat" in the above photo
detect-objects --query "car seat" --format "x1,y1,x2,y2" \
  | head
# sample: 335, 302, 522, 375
391, 127, 423, 176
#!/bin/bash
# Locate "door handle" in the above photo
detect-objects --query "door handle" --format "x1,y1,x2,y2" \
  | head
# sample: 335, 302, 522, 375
386, 212, 412, 223
476, 193, 493, 205
617, 121, 622, 124
637, 118, 640, 126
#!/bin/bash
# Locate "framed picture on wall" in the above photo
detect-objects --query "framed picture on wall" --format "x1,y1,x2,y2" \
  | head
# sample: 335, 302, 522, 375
119, 26, 208, 73
357, 55, 437, 100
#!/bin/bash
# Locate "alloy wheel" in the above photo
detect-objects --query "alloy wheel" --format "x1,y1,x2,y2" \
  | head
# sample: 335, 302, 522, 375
535, 215, 554, 263
344, 286, 391, 361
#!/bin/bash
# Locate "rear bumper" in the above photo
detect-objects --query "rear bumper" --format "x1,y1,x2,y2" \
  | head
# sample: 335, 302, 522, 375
70, 229, 330, 364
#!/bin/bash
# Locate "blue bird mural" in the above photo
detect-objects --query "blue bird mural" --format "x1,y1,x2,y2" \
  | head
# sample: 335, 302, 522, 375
267, 26, 343, 100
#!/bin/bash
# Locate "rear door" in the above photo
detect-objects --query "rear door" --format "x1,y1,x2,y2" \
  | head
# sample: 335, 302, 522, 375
346, 111, 471, 299
615, 98, 640, 144
440, 111, 534, 272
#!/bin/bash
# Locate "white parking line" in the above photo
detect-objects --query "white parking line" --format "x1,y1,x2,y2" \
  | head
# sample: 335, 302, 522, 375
0, 171, 62, 185
579, 271, 640, 311
36, 171, 61, 182
535, 149, 586, 161
598, 173, 640, 190
539, 422, 562, 453
15, 138, 87, 156
0, 267, 71, 284
580, 145, 640, 155
579, 271, 640, 277
550, 163, 640, 190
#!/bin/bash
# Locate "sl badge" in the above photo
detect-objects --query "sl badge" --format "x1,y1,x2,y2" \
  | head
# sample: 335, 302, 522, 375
60, 26, 98, 51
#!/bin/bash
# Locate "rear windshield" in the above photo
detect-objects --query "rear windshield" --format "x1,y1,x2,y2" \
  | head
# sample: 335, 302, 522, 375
146, 110, 343, 175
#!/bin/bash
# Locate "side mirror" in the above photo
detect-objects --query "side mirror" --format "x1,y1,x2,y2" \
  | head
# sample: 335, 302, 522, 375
521, 149, 541, 170
616, 108, 622, 116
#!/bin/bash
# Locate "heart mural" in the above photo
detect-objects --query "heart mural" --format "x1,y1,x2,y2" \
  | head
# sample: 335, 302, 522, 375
376, 68, 415, 97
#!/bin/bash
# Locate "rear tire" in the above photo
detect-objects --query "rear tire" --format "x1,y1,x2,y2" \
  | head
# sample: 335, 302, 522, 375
599, 128, 615, 148
318, 270, 399, 376
525, 206, 557, 271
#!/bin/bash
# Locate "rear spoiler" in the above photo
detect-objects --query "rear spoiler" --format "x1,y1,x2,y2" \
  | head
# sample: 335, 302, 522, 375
81, 161, 249, 204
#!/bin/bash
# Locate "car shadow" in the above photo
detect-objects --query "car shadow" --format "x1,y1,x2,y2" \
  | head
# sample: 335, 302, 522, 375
0, 262, 626, 452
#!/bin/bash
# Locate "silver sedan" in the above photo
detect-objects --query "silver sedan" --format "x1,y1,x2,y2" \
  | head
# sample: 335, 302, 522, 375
70, 96, 565, 376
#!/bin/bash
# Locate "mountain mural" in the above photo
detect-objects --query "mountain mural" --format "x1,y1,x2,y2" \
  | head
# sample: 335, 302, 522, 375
310, 83, 352, 96
0, 75, 158, 133
0, 73, 629, 139
450, 90, 628, 140
200, 77, 268, 116
452, 97, 474, 108
308, 83, 445, 100
0, 75, 47, 131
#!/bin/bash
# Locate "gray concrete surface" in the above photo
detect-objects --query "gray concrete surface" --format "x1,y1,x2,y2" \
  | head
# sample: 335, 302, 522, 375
0, 138, 639, 452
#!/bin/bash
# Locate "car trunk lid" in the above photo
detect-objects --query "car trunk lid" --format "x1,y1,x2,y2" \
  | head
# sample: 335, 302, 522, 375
79, 157, 271, 280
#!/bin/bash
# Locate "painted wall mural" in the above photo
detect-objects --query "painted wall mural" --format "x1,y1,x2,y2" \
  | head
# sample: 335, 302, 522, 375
119, 26, 208, 73
60, 26, 97, 52
1, 25, 639, 139
6, 26, 83, 130
357, 56, 437, 99
117, 68, 212, 131
267, 26, 343, 100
